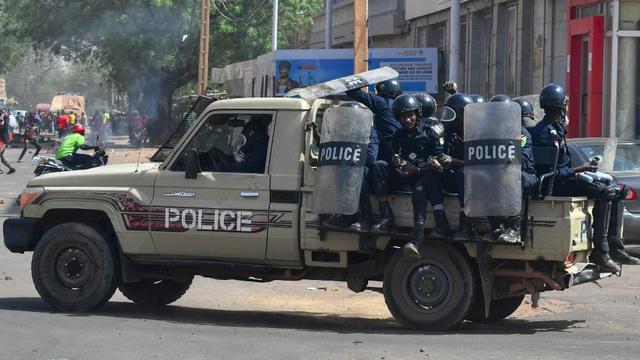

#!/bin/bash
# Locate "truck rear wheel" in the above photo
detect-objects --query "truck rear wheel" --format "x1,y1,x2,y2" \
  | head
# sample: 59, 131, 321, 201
383, 242, 475, 331
119, 277, 193, 306
466, 295, 525, 322
31, 223, 117, 312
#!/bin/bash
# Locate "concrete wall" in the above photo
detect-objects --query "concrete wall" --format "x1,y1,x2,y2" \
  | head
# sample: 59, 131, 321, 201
310, 0, 410, 48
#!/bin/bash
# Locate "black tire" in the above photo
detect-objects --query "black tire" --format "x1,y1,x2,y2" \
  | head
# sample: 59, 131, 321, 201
466, 295, 525, 322
383, 242, 475, 331
31, 222, 118, 312
119, 277, 193, 306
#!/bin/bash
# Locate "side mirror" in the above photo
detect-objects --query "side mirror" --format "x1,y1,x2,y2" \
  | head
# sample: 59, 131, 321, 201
184, 149, 201, 179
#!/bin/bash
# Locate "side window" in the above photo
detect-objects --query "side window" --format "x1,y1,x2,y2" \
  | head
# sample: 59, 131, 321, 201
172, 113, 272, 174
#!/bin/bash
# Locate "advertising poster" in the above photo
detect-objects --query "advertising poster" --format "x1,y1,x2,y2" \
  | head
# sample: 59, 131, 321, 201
274, 48, 438, 96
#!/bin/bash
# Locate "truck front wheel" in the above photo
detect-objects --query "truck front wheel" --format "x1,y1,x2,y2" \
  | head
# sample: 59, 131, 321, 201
31, 223, 117, 312
119, 277, 193, 306
383, 243, 475, 331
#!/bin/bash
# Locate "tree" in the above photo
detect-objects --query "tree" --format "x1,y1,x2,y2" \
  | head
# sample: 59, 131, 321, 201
6, 0, 323, 142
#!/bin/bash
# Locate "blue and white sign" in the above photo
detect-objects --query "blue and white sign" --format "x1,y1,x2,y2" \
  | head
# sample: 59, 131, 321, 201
274, 48, 438, 96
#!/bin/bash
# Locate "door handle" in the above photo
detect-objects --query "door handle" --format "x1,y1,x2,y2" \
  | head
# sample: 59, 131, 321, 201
241, 192, 260, 197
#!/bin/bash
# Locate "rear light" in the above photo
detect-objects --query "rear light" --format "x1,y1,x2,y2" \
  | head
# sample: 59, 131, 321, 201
565, 252, 576, 266
622, 185, 637, 201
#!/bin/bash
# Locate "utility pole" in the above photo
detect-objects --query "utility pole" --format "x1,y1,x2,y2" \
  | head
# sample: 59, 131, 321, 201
272, 0, 279, 51
197, 0, 211, 96
449, 0, 460, 85
325, 0, 332, 49
353, 0, 368, 74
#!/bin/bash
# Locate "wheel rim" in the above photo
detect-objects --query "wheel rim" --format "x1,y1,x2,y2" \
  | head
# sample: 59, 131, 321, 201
54, 247, 93, 289
406, 262, 450, 310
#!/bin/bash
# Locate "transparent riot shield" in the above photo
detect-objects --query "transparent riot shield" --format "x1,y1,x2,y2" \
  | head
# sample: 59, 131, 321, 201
312, 106, 373, 214
464, 102, 522, 217
599, 137, 618, 174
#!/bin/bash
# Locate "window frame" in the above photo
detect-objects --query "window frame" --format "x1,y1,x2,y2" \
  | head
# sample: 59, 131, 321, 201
164, 109, 276, 175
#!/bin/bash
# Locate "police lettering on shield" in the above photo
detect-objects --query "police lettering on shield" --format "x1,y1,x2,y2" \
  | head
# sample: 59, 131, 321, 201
319, 141, 366, 166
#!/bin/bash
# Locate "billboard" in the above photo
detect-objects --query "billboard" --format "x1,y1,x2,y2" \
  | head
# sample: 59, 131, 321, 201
274, 48, 438, 96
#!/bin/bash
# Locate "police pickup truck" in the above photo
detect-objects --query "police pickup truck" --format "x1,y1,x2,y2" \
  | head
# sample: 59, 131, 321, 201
3, 95, 613, 331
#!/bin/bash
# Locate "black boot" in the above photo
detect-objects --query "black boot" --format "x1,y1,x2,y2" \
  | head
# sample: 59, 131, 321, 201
350, 200, 373, 233
430, 210, 450, 239
372, 202, 395, 234
403, 222, 424, 257
482, 216, 504, 242
453, 211, 474, 241
322, 214, 355, 230
590, 200, 621, 273
497, 216, 521, 243
607, 200, 639, 265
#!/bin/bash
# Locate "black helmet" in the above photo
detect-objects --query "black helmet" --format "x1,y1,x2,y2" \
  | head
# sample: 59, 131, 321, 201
513, 98, 535, 119
413, 93, 437, 117
539, 83, 567, 110
375, 79, 403, 99
489, 94, 512, 102
443, 93, 473, 122
470, 94, 486, 103
392, 94, 421, 117
339, 101, 368, 110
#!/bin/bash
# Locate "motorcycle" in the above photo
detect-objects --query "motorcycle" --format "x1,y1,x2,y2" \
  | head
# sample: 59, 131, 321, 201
33, 148, 108, 176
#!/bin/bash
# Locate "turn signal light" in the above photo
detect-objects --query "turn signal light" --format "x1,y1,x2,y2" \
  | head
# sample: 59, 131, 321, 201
20, 187, 44, 209
623, 185, 637, 202
565, 252, 576, 266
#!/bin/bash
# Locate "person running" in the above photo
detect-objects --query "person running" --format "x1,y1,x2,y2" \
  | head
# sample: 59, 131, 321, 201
0, 112, 16, 174
18, 113, 42, 162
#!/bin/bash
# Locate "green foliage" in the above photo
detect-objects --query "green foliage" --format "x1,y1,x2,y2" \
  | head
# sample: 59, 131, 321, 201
211, 0, 324, 67
4, 0, 323, 135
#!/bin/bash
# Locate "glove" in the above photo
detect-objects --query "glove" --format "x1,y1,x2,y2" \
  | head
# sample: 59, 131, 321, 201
573, 163, 598, 173
391, 155, 403, 168
442, 81, 458, 95
401, 163, 420, 177
437, 154, 452, 168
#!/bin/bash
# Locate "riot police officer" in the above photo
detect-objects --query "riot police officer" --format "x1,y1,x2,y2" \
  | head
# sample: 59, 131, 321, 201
375, 94, 448, 256
321, 103, 379, 232
440, 93, 474, 240
530, 83, 637, 272
346, 79, 402, 163
482, 95, 538, 242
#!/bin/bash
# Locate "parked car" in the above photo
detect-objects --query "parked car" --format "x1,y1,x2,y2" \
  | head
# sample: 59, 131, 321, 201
568, 138, 640, 243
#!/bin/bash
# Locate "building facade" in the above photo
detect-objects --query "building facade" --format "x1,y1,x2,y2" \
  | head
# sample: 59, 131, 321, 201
313, 0, 639, 138
310, 0, 410, 48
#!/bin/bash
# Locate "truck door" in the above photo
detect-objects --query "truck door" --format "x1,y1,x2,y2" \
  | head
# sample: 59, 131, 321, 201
149, 111, 274, 260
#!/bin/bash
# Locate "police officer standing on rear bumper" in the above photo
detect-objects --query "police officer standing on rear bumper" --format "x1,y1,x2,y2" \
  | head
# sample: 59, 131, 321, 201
531, 84, 639, 272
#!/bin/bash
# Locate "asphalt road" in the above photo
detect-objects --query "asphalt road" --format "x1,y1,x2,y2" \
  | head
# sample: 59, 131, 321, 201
1, 147, 640, 360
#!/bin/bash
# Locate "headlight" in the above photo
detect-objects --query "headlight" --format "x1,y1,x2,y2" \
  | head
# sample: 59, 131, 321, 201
20, 187, 44, 209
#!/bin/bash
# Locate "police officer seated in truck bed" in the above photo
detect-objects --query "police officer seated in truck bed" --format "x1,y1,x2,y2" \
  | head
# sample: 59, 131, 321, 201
207, 118, 269, 173
530, 83, 640, 271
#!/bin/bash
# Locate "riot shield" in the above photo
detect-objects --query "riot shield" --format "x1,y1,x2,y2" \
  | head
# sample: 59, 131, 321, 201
464, 102, 522, 217
312, 106, 373, 214
285, 67, 399, 100
599, 137, 618, 174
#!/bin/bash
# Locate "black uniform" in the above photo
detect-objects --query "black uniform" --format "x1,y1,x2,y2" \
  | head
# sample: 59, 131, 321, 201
346, 89, 401, 162
531, 116, 627, 268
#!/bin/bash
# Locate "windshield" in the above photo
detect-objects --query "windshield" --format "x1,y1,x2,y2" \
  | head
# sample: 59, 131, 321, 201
578, 143, 640, 172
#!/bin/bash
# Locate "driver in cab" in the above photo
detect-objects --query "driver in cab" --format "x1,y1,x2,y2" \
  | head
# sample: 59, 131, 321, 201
207, 119, 269, 173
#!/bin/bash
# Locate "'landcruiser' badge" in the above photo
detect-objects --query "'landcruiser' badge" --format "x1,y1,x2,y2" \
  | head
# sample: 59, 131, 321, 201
163, 191, 196, 198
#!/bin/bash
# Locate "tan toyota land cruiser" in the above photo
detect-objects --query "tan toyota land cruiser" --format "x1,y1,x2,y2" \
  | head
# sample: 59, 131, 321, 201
3, 95, 613, 331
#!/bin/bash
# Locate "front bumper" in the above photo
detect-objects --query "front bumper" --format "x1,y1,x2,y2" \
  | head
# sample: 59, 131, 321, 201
3, 217, 39, 253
